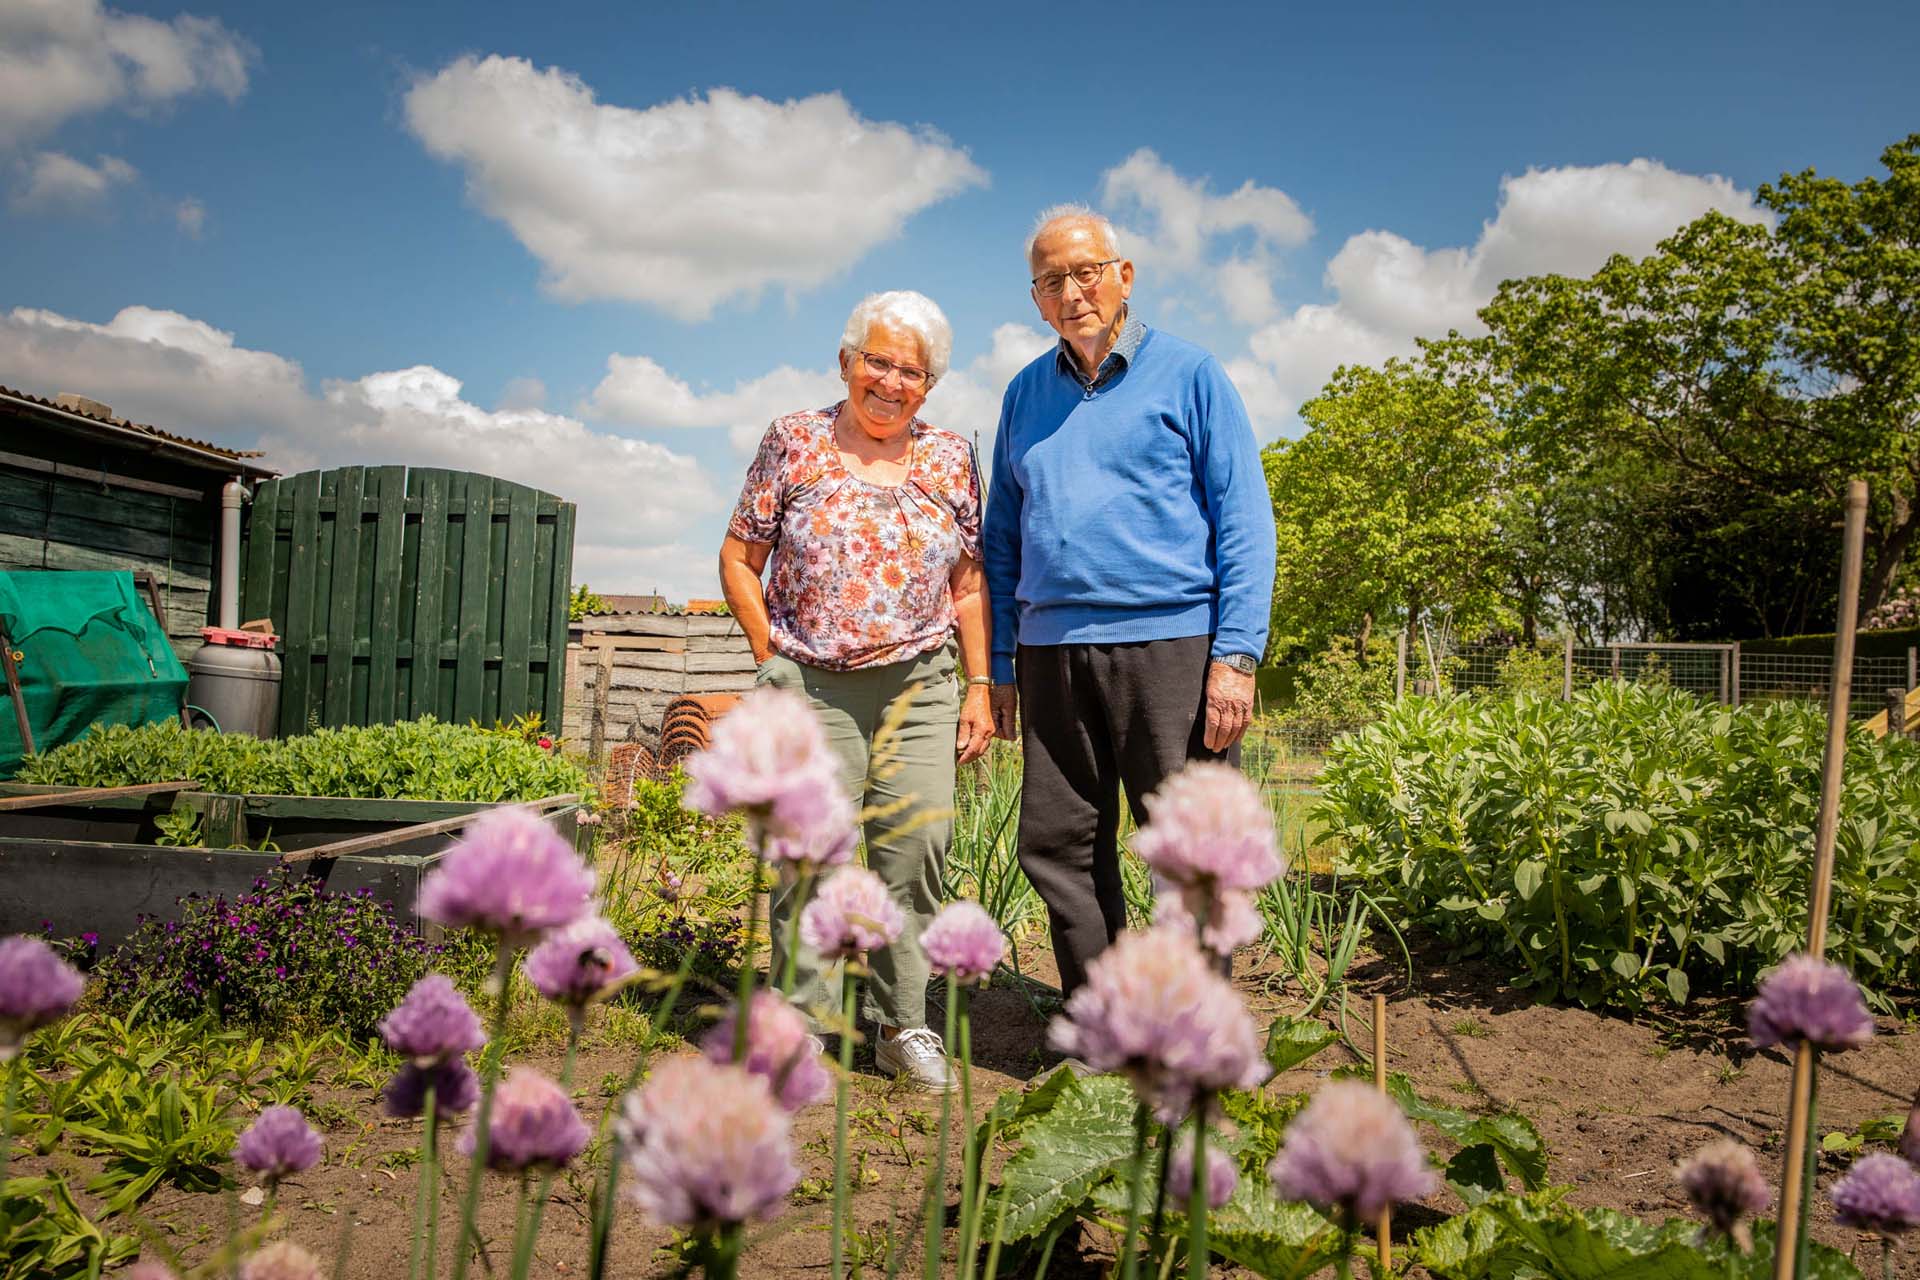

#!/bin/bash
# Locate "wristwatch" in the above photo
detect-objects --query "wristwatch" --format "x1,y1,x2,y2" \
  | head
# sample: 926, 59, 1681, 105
1216, 653, 1258, 675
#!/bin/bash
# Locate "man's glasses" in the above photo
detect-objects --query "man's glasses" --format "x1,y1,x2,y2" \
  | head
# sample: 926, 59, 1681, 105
1031, 259, 1119, 298
858, 350, 932, 389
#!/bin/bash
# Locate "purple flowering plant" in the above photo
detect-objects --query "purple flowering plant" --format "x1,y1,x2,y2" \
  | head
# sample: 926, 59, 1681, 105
91, 871, 435, 1037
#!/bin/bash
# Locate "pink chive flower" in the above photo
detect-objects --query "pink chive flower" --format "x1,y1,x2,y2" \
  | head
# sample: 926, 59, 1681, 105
760, 798, 859, 875
1168, 1132, 1238, 1210
683, 686, 848, 845
239, 1241, 325, 1280
1154, 882, 1263, 957
1676, 1140, 1771, 1245
524, 916, 639, 1007
1831, 1153, 1920, 1236
0, 935, 86, 1057
123, 1264, 180, 1280
618, 1057, 799, 1229
416, 806, 595, 945
800, 866, 904, 959
921, 900, 1007, 984
378, 974, 486, 1064
233, 1106, 323, 1182
1133, 763, 1285, 895
701, 991, 830, 1112
1048, 926, 1266, 1121
1269, 1081, 1438, 1223
383, 1058, 481, 1119
460, 1069, 590, 1173
1747, 954, 1876, 1053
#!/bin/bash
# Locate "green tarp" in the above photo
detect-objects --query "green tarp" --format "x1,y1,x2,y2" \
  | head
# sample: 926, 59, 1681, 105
0, 571, 188, 777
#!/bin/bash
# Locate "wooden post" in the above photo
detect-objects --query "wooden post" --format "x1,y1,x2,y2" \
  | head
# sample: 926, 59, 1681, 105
1908, 645, 1917, 695
588, 639, 614, 761
1731, 642, 1742, 708
1394, 629, 1407, 702
1610, 645, 1621, 681
1887, 688, 1907, 741
1772, 478, 1868, 1280
0, 637, 32, 756
1373, 993, 1392, 1275
1561, 631, 1573, 700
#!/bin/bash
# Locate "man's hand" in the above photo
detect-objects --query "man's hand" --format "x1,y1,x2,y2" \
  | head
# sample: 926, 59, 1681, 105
1203, 661, 1255, 752
989, 684, 1019, 741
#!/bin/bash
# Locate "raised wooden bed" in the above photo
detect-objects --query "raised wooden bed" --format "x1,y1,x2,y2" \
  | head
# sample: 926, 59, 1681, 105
0, 783, 584, 945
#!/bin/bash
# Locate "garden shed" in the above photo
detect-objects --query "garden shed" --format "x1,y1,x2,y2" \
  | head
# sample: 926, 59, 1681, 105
563, 608, 754, 758
0, 385, 278, 661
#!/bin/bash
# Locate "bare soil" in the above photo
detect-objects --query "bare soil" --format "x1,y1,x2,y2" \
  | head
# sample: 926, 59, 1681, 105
27, 937, 1920, 1278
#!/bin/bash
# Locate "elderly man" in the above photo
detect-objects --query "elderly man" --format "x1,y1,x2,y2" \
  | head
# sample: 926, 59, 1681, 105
981, 204, 1276, 994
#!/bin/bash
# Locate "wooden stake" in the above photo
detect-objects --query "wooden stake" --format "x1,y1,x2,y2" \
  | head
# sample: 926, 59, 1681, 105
1773, 477, 1868, 1280
1374, 993, 1392, 1276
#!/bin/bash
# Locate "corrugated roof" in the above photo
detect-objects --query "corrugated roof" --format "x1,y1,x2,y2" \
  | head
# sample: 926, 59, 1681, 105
0, 384, 278, 476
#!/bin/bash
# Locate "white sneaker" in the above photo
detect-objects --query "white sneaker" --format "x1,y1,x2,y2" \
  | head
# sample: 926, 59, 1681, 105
874, 1027, 958, 1093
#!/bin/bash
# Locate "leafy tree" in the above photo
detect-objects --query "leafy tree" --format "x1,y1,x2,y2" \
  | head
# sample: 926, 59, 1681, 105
1264, 355, 1507, 657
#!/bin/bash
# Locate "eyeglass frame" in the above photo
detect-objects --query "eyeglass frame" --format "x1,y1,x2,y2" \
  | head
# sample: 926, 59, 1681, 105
854, 349, 935, 389
1030, 258, 1122, 299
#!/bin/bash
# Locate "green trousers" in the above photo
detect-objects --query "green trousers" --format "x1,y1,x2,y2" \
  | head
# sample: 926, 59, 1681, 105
758, 641, 959, 1032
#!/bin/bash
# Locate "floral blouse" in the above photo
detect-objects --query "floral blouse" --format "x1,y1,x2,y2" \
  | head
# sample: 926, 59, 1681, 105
729, 404, 981, 671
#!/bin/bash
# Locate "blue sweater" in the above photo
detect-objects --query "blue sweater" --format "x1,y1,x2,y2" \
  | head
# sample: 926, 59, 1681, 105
981, 325, 1276, 684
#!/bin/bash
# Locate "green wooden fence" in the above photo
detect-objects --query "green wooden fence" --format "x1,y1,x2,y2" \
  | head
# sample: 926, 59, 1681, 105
239, 467, 575, 738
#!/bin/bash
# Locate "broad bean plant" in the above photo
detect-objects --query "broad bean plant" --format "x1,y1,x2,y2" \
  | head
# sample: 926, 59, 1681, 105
1320, 684, 1920, 1009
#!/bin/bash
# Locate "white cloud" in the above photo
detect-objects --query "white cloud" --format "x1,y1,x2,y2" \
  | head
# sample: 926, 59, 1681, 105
403, 57, 987, 320
10, 148, 134, 208
174, 195, 204, 236
0, 304, 723, 596
0, 0, 252, 148
1237, 157, 1771, 434
495, 376, 546, 411
1097, 150, 1312, 325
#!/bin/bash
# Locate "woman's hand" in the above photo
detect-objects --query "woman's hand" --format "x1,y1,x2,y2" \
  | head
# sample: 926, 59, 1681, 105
956, 683, 994, 764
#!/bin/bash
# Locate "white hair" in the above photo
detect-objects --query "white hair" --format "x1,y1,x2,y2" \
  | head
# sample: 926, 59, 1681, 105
839, 290, 953, 383
1026, 203, 1120, 267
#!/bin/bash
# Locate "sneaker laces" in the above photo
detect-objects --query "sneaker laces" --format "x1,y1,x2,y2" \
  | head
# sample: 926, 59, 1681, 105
890, 1027, 947, 1063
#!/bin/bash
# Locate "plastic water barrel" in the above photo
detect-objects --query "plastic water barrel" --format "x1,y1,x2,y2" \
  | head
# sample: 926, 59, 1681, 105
186, 627, 282, 738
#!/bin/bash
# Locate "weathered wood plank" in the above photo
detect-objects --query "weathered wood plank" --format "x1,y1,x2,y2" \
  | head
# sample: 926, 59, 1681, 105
366, 466, 408, 722
0, 781, 196, 812
686, 651, 756, 674
543, 502, 576, 734
685, 634, 752, 653
453, 472, 493, 722
280, 469, 325, 736
278, 793, 579, 864
498, 482, 536, 719
601, 652, 688, 678
323, 466, 366, 727
574, 614, 692, 637
409, 470, 451, 719
685, 616, 744, 637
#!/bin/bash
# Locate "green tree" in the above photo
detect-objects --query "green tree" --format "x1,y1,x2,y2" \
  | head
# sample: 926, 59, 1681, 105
1264, 354, 1507, 657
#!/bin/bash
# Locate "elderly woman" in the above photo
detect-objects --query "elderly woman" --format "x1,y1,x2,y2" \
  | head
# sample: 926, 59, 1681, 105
719, 290, 993, 1091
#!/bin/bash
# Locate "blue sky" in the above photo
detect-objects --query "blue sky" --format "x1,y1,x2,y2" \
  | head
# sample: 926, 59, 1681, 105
3, 0, 1916, 600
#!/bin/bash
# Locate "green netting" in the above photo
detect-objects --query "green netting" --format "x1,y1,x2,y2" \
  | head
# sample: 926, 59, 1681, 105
0, 570, 188, 778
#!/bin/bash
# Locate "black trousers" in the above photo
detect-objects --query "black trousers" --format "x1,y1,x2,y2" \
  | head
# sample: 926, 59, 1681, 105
1015, 635, 1236, 995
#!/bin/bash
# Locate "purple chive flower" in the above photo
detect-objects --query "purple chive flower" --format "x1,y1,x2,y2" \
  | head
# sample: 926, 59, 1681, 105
1831, 1153, 1920, 1236
1269, 1081, 1437, 1223
0, 934, 86, 1057
921, 899, 1008, 985
760, 796, 859, 875
1676, 1140, 1771, 1245
233, 1106, 323, 1182
416, 806, 595, 944
701, 991, 831, 1112
1747, 954, 1876, 1053
523, 916, 639, 1007
1048, 926, 1266, 1121
800, 866, 904, 960
378, 974, 486, 1064
617, 1057, 799, 1229
1154, 882, 1263, 957
123, 1264, 180, 1280
1168, 1132, 1238, 1210
383, 1058, 482, 1119
1133, 763, 1285, 896
460, 1069, 590, 1172
682, 687, 848, 845
238, 1241, 325, 1280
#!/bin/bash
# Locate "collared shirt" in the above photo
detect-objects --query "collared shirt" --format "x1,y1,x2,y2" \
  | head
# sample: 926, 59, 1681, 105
1055, 309, 1148, 392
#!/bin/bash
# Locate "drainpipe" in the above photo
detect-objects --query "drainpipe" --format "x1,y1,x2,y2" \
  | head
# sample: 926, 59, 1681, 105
219, 478, 246, 629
